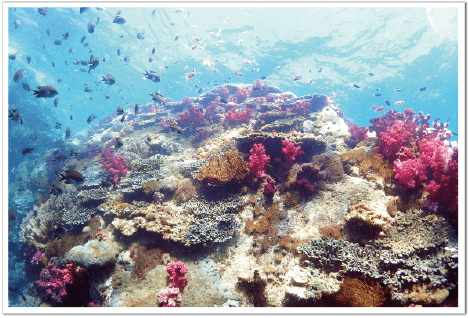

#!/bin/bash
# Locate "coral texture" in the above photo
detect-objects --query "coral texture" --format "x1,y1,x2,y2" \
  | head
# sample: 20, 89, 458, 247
249, 143, 270, 178
282, 139, 304, 162
197, 150, 250, 185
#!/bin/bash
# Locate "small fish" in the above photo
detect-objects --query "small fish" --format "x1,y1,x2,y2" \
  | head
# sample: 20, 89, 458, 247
32, 86, 58, 98
70, 115, 73, 120
52, 155, 67, 164
102, 74, 116, 85
374, 93, 381, 97
375, 153, 384, 158
58, 170, 85, 184
116, 10, 121, 15
105, 94, 110, 99
293, 75, 302, 81
370, 105, 376, 110
55, 122, 62, 129
80, 7, 89, 13
420, 87, 426, 91
84, 87, 93, 92
332, 92, 337, 98
81, 36, 86, 43
169, 21, 175, 25
22, 147, 33, 155
376, 88, 380, 91
113, 16, 126, 24
102, 56, 106, 62
116, 106, 124, 115
9, 53, 16, 60
152, 46, 156, 54
217, 41, 224, 45
143, 70, 160, 82
261, 76, 266, 80
220, 98, 228, 103
237, 72, 243, 76
47, 28, 51, 36
54, 98, 59, 107
120, 113, 126, 122
88, 55, 100, 73
137, 32, 146, 40
54, 40, 62, 45
117, 48, 121, 56
14, 20, 20, 28
87, 23, 95, 33
175, 8, 183, 13
186, 72, 196, 79
27, 55, 31, 64
8, 109, 21, 122
192, 44, 198, 50
174, 33, 179, 41
243, 59, 251, 65
198, 88, 204, 93
384, 100, 390, 106
395, 89, 402, 92
368, 73, 374, 76
149, 57, 153, 62
51, 61, 55, 67
375, 106, 384, 112
170, 123, 183, 134
395, 101, 404, 105
124, 56, 131, 62
353, 84, 360, 88
62, 32, 69, 40
115, 138, 124, 149
318, 68, 322, 73
38, 7, 47, 16
87, 114, 96, 123
149, 91, 164, 103
70, 149, 78, 156
22, 83, 30, 91
96, 17, 100, 25
65, 127, 72, 138
134, 103, 139, 115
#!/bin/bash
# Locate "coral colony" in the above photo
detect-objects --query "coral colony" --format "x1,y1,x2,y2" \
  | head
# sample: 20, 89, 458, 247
10, 59, 458, 307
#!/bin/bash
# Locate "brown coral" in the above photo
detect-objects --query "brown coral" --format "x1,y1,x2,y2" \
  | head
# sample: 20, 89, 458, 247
312, 153, 345, 182
197, 150, 250, 185
173, 178, 196, 204
334, 275, 387, 307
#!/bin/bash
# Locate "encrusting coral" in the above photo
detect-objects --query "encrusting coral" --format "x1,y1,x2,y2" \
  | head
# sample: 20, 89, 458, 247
197, 150, 250, 185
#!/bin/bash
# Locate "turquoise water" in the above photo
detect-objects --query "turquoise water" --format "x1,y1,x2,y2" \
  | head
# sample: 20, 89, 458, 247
7, 5, 460, 308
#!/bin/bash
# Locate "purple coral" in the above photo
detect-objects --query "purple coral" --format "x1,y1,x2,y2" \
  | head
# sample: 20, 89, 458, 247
294, 165, 323, 196
249, 143, 270, 178
348, 123, 368, 144
264, 177, 276, 199
31, 251, 45, 265
167, 261, 189, 291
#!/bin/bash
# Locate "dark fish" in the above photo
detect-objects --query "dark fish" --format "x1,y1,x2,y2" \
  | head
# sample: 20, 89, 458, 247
22, 147, 33, 155
22, 83, 30, 91
54, 98, 58, 107
70, 115, 73, 120
149, 57, 153, 62
120, 113, 126, 122
420, 87, 426, 91
115, 138, 124, 149
116, 106, 124, 115
116, 10, 121, 15
88, 23, 95, 33
113, 16, 126, 24
318, 68, 322, 73
81, 36, 86, 43
96, 17, 100, 25
395, 88, 402, 92
32, 86, 58, 98
137, 32, 146, 40
149, 91, 164, 103
80, 67, 87, 72
70, 149, 78, 156
353, 84, 360, 88
134, 103, 139, 115
117, 48, 121, 56
84, 87, 93, 92
14, 20, 20, 28
8, 109, 21, 122
80, 7, 89, 13
69, 47, 76, 53
51, 61, 55, 67
38, 7, 47, 16
80, 60, 88, 65
47, 28, 51, 36
119, 34, 124, 38
73, 60, 80, 65
102, 74, 116, 86
198, 88, 204, 93
43, 44, 45, 50
385, 100, 390, 106
88, 55, 99, 73
143, 69, 160, 82
105, 94, 110, 99
124, 56, 130, 62
64, 61, 68, 65
165, 66, 168, 69
49, 180, 63, 195
27, 55, 31, 64
261, 76, 266, 80
13, 69, 24, 83
9, 53, 16, 60
54, 40, 62, 45
368, 73, 374, 76
174, 34, 179, 41
376, 88, 380, 91
102, 56, 106, 62
58, 78, 62, 83
58, 170, 85, 183
63, 32, 69, 40
65, 127, 71, 138
87, 114, 96, 123
152, 46, 155, 54
374, 93, 381, 97
101, 180, 112, 187
55, 122, 62, 129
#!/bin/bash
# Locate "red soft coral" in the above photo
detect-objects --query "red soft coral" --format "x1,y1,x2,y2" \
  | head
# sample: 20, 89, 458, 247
281, 139, 304, 162
249, 143, 270, 178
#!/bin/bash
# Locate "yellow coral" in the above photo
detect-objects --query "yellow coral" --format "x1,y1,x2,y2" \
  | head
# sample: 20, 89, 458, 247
197, 150, 250, 185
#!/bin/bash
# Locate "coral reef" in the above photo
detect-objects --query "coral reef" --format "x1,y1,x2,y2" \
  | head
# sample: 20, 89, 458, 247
197, 150, 250, 185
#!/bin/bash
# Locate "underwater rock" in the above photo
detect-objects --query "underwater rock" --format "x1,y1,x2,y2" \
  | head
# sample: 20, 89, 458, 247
259, 116, 305, 133
65, 239, 122, 267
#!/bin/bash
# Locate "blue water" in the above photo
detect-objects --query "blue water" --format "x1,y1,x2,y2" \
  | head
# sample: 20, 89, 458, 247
7, 5, 459, 307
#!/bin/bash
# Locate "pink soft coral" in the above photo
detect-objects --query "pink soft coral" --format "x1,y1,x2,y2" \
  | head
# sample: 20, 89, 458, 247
282, 139, 304, 162
167, 261, 189, 291
35, 263, 74, 302
100, 148, 129, 186
249, 143, 270, 178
